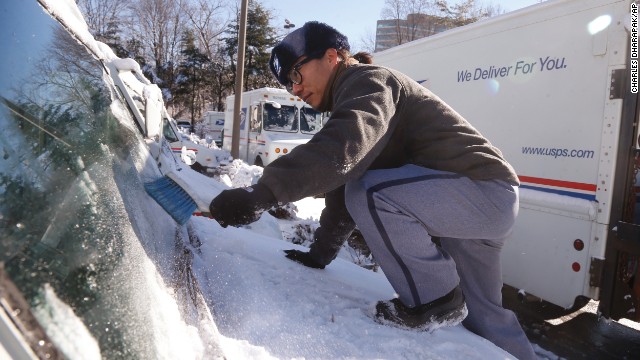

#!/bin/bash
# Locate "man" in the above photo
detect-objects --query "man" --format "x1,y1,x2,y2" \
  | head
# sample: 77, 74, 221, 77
209, 21, 537, 360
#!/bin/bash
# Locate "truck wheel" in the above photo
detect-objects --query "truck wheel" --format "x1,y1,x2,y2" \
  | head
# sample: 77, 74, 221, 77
254, 157, 264, 167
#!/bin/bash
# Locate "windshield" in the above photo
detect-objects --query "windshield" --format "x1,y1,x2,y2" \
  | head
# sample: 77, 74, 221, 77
0, 2, 198, 358
163, 117, 180, 142
262, 103, 297, 132
299, 106, 322, 135
262, 103, 323, 134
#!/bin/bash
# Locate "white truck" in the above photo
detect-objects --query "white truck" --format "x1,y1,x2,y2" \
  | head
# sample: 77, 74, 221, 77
201, 111, 225, 146
375, 0, 640, 321
223, 87, 324, 166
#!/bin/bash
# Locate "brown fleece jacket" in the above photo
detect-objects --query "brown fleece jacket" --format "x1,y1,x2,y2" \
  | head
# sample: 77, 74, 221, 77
260, 63, 518, 204
259, 63, 519, 265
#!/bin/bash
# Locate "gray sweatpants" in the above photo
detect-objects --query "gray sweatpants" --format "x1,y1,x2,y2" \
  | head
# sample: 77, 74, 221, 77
345, 164, 537, 360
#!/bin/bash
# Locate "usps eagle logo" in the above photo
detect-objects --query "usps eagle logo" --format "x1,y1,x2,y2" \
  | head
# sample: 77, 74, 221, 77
272, 56, 282, 77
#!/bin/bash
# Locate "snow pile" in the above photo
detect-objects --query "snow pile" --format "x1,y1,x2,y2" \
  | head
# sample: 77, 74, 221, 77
218, 159, 265, 188
189, 214, 516, 359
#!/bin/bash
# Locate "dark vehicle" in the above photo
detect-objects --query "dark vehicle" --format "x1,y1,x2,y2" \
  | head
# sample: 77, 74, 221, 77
176, 120, 192, 133
0, 1, 221, 357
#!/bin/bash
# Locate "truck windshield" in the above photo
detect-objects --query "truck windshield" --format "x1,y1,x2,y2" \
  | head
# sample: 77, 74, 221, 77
299, 106, 322, 135
262, 103, 323, 134
262, 103, 297, 133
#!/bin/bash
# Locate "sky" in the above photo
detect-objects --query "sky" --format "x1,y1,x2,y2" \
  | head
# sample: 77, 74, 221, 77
260, 0, 544, 50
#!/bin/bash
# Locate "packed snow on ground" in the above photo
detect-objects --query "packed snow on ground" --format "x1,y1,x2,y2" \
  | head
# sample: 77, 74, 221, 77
170, 156, 569, 360
189, 201, 513, 359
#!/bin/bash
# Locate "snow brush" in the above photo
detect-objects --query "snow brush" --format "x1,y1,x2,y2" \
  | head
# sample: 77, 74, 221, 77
144, 170, 223, 225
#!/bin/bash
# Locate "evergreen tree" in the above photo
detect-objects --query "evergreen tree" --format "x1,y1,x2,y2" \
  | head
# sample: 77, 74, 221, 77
176, 30, 211, 125
182, 0, 230, 112
224, 0, 280, 92
209, 47, 233, 111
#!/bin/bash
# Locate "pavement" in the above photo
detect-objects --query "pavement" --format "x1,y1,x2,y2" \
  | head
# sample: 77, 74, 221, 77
502, 286, 640, 360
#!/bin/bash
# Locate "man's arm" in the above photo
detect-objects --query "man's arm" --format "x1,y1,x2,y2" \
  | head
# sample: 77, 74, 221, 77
307, 185, 356, 266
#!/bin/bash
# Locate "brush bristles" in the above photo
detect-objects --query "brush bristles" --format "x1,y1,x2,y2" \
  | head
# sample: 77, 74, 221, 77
144, 176, 198, 225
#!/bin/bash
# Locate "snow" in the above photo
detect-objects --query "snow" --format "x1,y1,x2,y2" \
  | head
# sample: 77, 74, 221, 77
144, 157, 519, 359
188, 211, 516, 359
519, 188, 597, 220
30, 0, 528, 358
33, 284, 101, 359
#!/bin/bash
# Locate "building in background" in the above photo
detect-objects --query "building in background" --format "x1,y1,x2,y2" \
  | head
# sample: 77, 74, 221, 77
375, 13, 453, 52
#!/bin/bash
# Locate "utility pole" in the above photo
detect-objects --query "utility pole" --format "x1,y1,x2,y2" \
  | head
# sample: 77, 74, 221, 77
231, 0, 249, 159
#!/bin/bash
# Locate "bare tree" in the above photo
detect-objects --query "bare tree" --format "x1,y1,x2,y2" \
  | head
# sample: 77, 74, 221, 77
126, 0, 184, 77
77, 0, 129, 40
482, 2, 506, 18
127, 0, 188, 114
381, 0, 440, 46
358, 28, 378, 54
182, 0, 230, 56
77, 0, 131, 57
437, 0, 492, 27
181, 0, 232, 112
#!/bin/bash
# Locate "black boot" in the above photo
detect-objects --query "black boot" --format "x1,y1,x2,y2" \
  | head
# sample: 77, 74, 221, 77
375, 285, 467, 332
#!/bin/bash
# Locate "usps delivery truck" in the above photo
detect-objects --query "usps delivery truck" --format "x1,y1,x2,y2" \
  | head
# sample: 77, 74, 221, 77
375, 0, 640, 321
201, 111, 225, 146
223, 87, 324, 166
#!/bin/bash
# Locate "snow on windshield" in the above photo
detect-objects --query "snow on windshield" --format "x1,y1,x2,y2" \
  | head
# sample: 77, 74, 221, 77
262, 104, 322, 134
263, 103, 297, 132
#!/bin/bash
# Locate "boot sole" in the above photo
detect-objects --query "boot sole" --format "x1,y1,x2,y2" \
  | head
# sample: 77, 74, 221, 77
372, 302, 468, 333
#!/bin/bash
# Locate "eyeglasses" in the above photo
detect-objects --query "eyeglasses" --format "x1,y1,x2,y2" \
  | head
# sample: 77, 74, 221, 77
286, 57, 313, 93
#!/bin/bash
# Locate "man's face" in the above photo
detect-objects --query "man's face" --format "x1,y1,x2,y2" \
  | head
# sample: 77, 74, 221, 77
288, 49, 338, 109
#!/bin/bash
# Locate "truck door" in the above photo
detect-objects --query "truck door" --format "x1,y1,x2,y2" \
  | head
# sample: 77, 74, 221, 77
599, 69, 640, 321
248, 104, 262, 164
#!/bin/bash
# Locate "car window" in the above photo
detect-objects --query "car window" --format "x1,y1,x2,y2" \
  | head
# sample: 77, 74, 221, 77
0, 2, 182, 357
163, 117, 181, 143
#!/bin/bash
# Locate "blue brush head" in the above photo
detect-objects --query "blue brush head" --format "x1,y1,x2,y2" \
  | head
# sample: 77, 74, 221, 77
144, 176, 197, 225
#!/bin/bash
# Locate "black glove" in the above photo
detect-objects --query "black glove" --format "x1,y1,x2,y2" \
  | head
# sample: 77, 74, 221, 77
284, 249, 325, 269
209, 183, 277, 227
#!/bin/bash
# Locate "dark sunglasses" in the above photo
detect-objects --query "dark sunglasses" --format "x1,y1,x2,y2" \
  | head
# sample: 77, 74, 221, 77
286, 57, 313, 93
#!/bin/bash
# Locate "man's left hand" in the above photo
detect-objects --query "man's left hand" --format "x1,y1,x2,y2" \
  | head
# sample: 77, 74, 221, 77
284, 249, 326, 269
